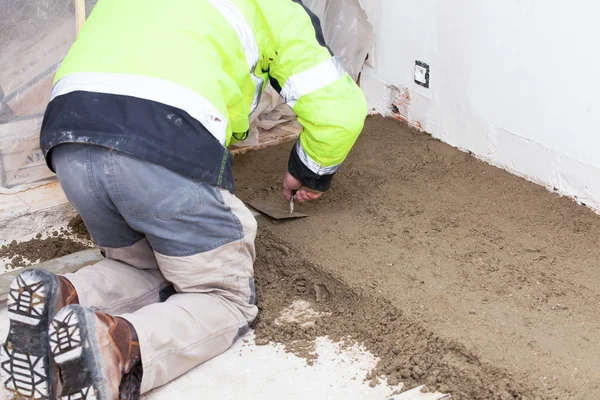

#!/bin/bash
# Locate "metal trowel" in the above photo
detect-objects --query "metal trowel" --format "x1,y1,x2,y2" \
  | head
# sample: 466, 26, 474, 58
248, 192, 308, 220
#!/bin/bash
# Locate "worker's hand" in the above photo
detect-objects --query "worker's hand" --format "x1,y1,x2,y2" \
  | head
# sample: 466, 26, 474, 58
282, 172, 323, 203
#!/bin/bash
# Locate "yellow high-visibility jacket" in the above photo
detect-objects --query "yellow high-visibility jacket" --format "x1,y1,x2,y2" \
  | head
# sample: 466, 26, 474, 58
41, 0, 368, 192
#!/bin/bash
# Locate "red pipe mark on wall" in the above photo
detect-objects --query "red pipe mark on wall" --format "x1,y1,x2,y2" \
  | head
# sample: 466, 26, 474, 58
389, 87, 425, 132
391, 89, 410, 123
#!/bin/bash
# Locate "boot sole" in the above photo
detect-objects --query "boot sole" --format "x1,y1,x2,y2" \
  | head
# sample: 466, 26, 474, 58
1, 269, 59, 399
49, 305, 111, 400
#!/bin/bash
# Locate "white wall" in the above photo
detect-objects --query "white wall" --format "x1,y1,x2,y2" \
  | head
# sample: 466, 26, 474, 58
362, 0, 600, 211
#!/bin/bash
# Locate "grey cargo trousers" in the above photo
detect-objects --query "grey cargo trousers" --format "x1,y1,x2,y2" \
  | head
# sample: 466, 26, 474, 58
51, 144, 258, 393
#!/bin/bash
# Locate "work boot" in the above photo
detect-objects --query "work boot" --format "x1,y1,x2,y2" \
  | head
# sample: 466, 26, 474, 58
1, 269, 79, 399
49, 305, 142, 400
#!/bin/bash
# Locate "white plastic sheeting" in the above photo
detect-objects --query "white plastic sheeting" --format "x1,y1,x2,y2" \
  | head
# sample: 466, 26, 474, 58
0, 0, 77, 193
241, 85, 297, 148
304, 0, 377, 81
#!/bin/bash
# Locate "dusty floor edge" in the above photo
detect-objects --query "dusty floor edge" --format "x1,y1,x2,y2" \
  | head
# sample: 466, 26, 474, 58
0, 319, 449, 400
0, 234, 454, 400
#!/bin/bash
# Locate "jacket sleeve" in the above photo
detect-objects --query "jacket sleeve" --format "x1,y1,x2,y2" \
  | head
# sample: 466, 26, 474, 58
257, 0, 368, 192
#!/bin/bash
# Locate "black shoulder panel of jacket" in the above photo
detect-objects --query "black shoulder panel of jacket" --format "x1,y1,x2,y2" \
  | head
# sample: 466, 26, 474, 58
40, 91, 235, 193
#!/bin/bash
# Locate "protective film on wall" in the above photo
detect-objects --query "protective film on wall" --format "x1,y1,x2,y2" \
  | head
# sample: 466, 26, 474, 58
302, 0, 377, 81
0, 0, 77, 192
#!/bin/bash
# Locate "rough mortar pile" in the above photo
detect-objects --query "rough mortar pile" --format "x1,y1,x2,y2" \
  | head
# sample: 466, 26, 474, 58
0, 216, 92, 269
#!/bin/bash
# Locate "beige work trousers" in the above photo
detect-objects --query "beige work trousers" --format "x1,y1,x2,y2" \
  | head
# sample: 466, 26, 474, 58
63, 190, 258, 394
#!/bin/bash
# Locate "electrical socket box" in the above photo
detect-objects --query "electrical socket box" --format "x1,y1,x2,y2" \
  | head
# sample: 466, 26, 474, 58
414, 61, 430, 88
